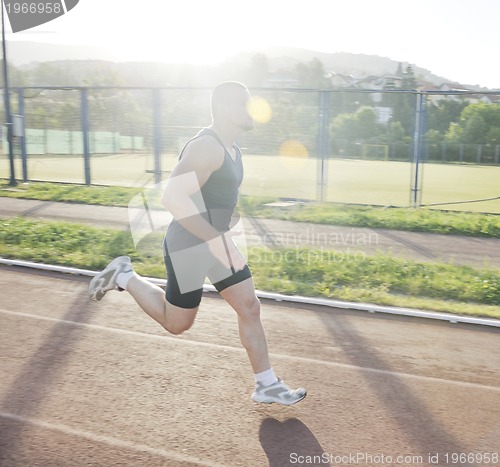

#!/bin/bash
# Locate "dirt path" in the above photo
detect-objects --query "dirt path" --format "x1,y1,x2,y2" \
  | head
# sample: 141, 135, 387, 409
0, 197, 499, 269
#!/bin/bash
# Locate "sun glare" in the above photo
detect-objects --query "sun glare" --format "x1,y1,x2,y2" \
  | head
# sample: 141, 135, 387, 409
247, 96, 272, 124
279, 140, 309, 170
7, 0, 500, 87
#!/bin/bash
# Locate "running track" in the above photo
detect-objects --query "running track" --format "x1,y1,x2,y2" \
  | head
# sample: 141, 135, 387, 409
0, 266, 499, 466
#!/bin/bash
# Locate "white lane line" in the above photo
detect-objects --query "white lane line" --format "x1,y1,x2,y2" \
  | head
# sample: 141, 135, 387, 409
1, 308, 499, 393
0, 411, 228, 467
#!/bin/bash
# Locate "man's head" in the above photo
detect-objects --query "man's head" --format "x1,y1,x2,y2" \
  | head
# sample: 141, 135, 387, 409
210, 82, 254, 131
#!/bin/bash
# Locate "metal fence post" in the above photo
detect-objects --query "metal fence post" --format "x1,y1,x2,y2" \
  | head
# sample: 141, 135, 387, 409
317, 90, 329, 202
2, 4, 16, 186
152, 88, 162, 185
410, 92, 425, 208
17, 88, 28, 182
80, 88, 91, 185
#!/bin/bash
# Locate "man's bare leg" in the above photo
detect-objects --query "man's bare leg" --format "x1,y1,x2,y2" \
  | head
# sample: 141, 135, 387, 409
88, 257, 198, 335
124, 274, 198, 335
220, 276, 307, 405
219, 277, 271, 373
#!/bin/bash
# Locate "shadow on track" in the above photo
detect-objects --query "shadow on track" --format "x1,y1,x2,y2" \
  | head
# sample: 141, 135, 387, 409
259, 417, 330, 467
0, 288, 93, 462
318, 312, 473, 465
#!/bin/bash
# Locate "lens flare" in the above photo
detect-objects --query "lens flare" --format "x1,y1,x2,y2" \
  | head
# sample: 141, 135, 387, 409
247, 96, 272, 124
279, 140, 309, 169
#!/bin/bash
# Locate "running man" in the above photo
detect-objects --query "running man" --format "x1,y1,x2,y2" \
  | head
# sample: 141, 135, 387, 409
89, 81, 306, 405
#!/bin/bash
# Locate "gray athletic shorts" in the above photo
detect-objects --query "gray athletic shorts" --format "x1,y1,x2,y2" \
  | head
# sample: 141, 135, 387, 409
163, 242, 252, 309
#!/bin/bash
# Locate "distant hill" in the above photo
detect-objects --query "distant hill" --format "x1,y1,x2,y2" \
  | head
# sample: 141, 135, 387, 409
6, 41, 486, 90
230, 47, 456, 87
8, 41, 120, 65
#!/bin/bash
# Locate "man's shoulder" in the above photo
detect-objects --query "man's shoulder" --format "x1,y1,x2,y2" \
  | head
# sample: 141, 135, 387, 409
181, 133, 225, 168
186, 134, 224, 155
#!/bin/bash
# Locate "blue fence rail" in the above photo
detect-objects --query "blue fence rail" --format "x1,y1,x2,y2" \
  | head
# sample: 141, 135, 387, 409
2, 86, 500, 211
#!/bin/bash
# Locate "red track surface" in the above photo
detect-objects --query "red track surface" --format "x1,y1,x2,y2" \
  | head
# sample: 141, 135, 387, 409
0, 266, 499, 466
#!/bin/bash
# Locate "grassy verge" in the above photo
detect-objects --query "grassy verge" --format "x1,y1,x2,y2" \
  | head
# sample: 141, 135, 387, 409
1, 217, 498, 319
2, 181, 499, 237
0, 181, 142, 207
238, 197, 500, 238
248, 247, 500, 318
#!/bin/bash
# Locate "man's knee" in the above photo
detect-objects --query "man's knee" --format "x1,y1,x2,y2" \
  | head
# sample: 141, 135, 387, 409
163, 304, 198, 335
240, 296, 261, 321
166, 320, 194, 335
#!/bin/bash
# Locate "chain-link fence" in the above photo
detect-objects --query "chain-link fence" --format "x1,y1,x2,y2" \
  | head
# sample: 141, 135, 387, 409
2, 86, 500, 213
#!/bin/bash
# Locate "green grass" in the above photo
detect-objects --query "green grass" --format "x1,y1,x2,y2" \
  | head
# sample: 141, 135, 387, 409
244, 156, 500, 213
2, 181, 500, 238
0, 217, 166, 278
0, 181, 142, 206
248, 247, 500, 318
1, 217, 499, 319
1, 181, 498, 317
2, 154, 500, 212
239, 197, 500, 238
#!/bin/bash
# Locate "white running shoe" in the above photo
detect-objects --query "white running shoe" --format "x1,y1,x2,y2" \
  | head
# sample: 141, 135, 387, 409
252, 378, 307, 405
88, 256, 133, 301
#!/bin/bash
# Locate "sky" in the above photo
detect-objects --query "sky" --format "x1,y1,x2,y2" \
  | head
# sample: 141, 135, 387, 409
5, 0, 500, 89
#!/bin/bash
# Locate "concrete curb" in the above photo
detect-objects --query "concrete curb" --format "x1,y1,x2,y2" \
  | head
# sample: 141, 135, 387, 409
1, 257, 498, 329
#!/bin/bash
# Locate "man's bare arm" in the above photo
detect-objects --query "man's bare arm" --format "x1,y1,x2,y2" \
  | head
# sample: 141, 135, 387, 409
161, 137, 246, 270
162, 136, 222, 241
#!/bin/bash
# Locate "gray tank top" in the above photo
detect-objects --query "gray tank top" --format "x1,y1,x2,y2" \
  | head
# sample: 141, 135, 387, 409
165, 128, 243, 251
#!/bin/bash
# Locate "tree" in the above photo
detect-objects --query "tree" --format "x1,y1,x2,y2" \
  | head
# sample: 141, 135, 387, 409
402, 65, 418, 89
391, 65, 418, 136
388, 121, 407, 142
355, 107, 379, 139
445, 102, 500, 145
294, 58, 331, 89
331, 106, 380, 142
445, 122, 463, 142
486, 127, 500, 146
426, 99, 467, 135
462, 114, 488, 144
461, 102, 500, 128
247, 54, 269, 87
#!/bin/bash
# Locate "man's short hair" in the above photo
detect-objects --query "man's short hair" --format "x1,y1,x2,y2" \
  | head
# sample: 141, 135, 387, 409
211, 82, 248, 118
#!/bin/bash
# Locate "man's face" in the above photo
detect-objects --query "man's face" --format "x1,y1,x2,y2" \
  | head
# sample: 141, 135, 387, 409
228, 88, 254, 131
